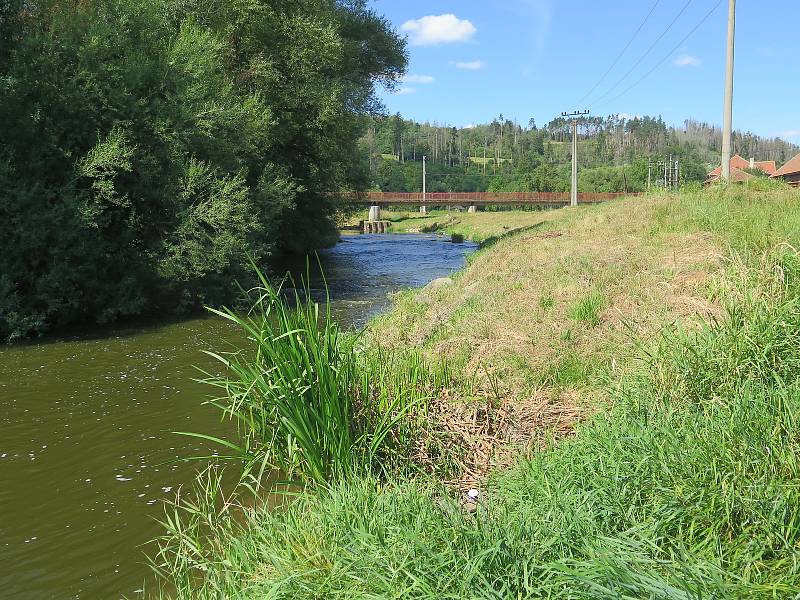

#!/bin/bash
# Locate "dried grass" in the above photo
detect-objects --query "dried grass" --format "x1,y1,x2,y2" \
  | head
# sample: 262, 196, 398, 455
370, 195, 726, 484
415, 388, 588, 489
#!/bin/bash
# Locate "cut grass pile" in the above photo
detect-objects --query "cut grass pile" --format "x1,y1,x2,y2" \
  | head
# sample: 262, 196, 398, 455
156, 185, 800, 598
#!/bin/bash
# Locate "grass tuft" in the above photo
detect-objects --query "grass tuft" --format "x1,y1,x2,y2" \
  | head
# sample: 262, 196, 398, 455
184, 262, 448, 486
568, 291, 605, 327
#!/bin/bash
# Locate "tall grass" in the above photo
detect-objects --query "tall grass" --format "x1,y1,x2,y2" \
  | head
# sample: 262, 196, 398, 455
157, 245, 800, 599
189, 264, 446, 485
155, 189, 800, 598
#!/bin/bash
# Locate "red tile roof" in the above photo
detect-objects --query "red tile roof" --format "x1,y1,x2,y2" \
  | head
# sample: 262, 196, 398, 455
729, 167, 755, 182
708, 154, 746, 176
705, 167, 754, 184
754, 160, 777, 175
708, 154, 776, 177
773, 152, 800, 177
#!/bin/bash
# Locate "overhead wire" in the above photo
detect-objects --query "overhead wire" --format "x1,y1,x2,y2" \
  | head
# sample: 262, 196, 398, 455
576, 0, 661, 106
594, 0, 724, 111
587, 0, 695, 108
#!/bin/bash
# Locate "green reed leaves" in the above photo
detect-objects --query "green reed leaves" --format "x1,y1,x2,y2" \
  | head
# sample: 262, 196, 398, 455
188, 261, 441, 486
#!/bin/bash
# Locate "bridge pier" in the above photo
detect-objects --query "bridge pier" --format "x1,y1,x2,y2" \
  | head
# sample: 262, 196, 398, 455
467, 205, 478, 213
368, 205, 381, 222
420, 205, 428, 215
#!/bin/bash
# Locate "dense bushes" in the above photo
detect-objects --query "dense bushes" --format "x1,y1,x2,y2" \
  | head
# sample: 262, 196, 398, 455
0, 0, 405, 340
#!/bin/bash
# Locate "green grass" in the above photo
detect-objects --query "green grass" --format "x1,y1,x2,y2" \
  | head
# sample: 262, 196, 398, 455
182, 263, 449, 486
154, 186, 800, 598
567, 291, 605, 327
155, 244, 800, 598
382, 208, 554, 243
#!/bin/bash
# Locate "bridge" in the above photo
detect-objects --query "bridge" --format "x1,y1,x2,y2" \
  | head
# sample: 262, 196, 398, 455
340, 191, 632, 206
337, 191, 636, 220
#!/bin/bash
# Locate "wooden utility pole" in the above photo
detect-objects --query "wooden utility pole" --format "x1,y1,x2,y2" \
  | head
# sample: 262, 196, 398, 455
562, 110, 589, 207
721, 0, 736, 182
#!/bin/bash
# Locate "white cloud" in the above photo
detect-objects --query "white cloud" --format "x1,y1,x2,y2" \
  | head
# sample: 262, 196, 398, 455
674, 54, 701, 67
402, 74, 435, 84
779, 129, 800, 139
400, 14, 476, 46
455, 60, 485, 70
396, 87, 416, 95
463, 123, 477, 129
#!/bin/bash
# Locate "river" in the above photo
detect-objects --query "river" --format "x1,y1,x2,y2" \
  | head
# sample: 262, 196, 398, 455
0, 233, 476, 600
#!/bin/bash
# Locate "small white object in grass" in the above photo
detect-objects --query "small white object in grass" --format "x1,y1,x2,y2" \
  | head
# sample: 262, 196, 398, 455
467, 489, 480, 501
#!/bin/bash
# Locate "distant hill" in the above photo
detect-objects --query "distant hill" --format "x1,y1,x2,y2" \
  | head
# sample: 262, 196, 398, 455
361, 114, 799, 194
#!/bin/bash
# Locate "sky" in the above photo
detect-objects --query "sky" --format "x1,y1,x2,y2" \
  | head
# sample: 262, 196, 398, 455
371, 0, 800, 143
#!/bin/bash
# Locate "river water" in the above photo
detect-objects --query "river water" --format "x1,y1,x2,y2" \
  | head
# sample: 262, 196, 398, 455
0, 233, 476, 600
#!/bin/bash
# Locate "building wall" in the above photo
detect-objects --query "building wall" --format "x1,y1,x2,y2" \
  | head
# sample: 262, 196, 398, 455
773, 173, 800, 187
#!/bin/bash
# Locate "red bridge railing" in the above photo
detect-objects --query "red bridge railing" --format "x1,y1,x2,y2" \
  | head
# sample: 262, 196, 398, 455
335, 192, 637, 204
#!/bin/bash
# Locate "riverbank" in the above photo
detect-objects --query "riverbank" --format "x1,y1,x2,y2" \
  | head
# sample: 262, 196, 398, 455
157, 185, 800, 598
344, 208, 554, 244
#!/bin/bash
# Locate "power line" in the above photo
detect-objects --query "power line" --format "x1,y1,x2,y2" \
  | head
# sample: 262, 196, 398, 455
577, 0, 661, 106
594, 0, 723, 110
588, 0, 695, 108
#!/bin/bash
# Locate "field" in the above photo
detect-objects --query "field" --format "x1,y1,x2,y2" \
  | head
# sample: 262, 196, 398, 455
156, 185, 800, 599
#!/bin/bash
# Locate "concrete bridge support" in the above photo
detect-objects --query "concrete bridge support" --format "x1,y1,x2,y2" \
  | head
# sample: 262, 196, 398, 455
363, 220, 390, 233
368, 205, 381, 222
467, 205, 478, 213
420, 205, 428, 215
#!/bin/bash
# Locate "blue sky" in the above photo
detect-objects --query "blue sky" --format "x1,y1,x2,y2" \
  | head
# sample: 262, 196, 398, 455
371, 1, 800, 143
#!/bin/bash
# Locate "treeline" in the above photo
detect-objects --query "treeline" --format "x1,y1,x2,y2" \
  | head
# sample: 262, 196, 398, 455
0, 0, 405, 341
363, 114, 799, 194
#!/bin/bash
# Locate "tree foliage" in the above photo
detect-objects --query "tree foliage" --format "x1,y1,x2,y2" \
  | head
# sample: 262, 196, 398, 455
0, 0, 406, 340
363, 114, 799, 195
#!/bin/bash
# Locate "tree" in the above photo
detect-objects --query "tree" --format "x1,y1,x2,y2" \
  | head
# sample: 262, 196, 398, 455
0, 0, 407, 340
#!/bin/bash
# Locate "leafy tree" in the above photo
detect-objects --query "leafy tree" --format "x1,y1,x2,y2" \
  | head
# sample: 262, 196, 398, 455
0, 0, 406, 340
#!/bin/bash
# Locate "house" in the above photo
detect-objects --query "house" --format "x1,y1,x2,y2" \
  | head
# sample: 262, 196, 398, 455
771, 152, 800, 187
706, 154, 778, 184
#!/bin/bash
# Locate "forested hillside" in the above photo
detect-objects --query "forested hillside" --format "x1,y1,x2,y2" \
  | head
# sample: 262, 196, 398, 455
363, 114, 799, 193
0, 0, 405, 340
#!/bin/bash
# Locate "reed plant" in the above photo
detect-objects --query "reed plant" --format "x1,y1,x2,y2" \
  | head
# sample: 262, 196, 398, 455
188, 263, 445, 486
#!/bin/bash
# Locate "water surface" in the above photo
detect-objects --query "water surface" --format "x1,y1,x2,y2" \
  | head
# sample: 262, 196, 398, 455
0, 233, 475, 599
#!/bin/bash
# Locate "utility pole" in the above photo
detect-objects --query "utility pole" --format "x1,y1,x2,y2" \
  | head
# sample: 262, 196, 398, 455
721, 0, 736, 182
420, 155, 427, 215
648, 160, 652, 191
562, 110, 589, 207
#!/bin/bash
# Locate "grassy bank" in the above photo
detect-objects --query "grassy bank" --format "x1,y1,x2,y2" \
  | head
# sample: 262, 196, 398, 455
344, 208, 555, 244
156, 186, 800, 598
